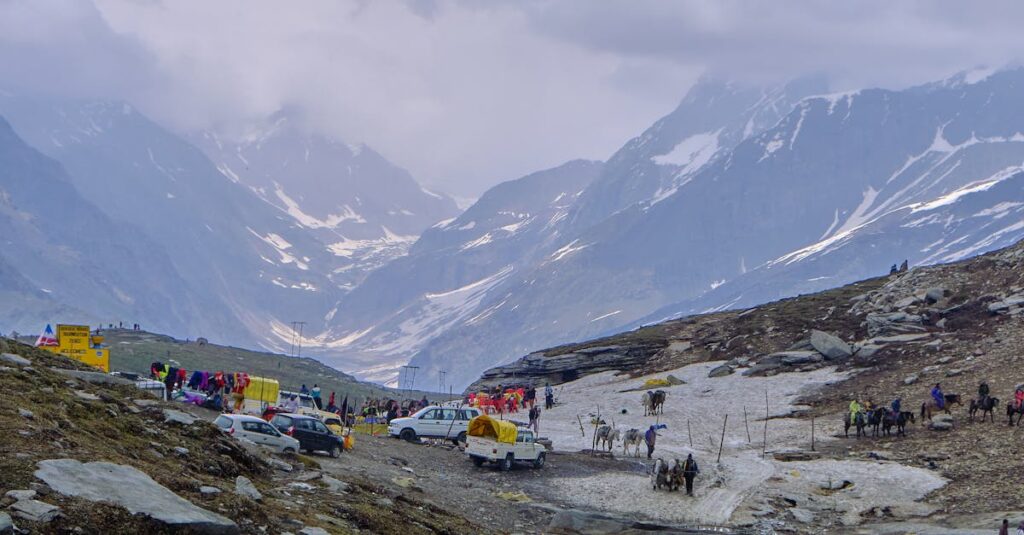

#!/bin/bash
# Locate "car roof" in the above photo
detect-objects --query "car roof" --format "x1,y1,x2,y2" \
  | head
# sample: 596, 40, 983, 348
273, 413, 317, 420
220, 414, 265, 422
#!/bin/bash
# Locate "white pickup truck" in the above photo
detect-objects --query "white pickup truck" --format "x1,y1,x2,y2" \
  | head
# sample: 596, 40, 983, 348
466, 424, 546, 471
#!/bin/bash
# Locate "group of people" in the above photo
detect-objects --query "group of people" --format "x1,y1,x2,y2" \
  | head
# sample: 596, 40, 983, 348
467, 383, 556, 414
849, 381, 1024, 421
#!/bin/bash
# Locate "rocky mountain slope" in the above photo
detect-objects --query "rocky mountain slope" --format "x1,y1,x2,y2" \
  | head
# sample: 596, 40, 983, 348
0, 117, 220, 336
193, 111, 459, 291
0, 339, 482, 534
322, 77, 823, 387
0, 96, 456, 355
472, 237, 1024, 532
399, 69, 1024, 390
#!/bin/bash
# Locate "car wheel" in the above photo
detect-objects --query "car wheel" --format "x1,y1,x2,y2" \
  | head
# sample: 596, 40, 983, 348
329, 444, 341, 458
501, 453, 513, 472
472, 456, 485, 467
533, 452, 546, 469
456, 431, 467, 444
399, 428, 417, 442
283, 447, 296, 454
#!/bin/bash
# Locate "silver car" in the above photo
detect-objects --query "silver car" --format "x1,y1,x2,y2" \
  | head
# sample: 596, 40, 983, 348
214, 414, 300, 453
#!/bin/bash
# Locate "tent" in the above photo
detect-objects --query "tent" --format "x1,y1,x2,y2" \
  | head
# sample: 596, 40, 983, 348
467, 414, 517, 444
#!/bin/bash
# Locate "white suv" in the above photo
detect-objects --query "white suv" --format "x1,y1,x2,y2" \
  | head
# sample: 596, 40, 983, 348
214, 414, 300, 454
388, 406, 482, 443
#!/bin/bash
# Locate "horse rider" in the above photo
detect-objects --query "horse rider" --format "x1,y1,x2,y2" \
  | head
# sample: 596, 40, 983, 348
890, 397, 901, 416
978, 381, 990, 407
849, 399, 862, 422
931, 383, 945, 410
682, 453, 700, 496
1015, 386, 1024, 411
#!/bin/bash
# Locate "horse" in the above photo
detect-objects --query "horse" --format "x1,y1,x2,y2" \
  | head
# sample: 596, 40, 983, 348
622, 428, 643, 457
598, 426, 620, 451
867, 407, 887, 437
666, 459, 684, 492
920, 394, 963, 421
969, 396, 999, 423
888, 411, 915, 437
650, 459, 670, 490
843, 411, 867, 438
642, 390, 667, 416
1007, 402, 1024, 426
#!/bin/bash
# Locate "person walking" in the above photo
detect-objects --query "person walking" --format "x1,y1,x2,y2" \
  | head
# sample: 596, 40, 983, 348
544, 383, 554, 410
528, 405, 540, 434
682, 453, 700, 496
644, 425, 657, 459
998, 519, 1008, 535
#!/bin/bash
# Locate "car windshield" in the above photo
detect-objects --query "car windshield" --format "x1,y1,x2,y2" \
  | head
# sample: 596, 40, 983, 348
410, 407, 434, 419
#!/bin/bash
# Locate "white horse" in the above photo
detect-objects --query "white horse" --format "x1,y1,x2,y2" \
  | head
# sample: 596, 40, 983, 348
596, 425, 620, 451
622, 428, 643, 457
650, 458, 670, 490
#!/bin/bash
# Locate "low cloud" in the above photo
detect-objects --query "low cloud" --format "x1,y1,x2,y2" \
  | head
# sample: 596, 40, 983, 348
2, 1, 1020, 195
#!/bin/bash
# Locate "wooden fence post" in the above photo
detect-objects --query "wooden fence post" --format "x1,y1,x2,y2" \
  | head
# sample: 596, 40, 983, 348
717, 414, 728, 463
743, 406, 751, 444
762, 390, 769, 458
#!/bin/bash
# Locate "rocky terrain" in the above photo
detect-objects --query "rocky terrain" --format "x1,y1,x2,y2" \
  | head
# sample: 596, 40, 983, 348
469, 237, 1024, 533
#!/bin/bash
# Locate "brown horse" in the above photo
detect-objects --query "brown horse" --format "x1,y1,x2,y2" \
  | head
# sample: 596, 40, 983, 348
1007, 402, 1024, 426
920, 394, 962, 421
843, 411, 867, 438
969, 397, 999, 423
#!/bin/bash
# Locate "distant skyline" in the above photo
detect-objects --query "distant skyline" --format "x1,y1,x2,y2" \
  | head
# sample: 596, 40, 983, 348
3, 1, 1023, 196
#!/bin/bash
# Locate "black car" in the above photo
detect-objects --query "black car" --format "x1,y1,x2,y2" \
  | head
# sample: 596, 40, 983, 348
270, 413, 343, 457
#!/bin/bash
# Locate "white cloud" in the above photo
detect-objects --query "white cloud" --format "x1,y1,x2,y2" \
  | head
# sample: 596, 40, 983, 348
3, 1, 1024, 196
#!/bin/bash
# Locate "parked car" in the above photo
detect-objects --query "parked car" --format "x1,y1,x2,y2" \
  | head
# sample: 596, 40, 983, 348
465, 415, 545, 471
270, 413, 344, 457
214, 414, 299, 454
388, 405, 482, 444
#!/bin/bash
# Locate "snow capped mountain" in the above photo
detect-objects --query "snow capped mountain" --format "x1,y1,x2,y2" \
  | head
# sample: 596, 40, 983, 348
193, 111, 459, 290
394, 69, 1024, 389
314, 159, 602, 384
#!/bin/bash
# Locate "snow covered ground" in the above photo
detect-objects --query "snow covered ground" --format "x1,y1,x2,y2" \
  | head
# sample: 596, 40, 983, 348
537, 361, 946, 526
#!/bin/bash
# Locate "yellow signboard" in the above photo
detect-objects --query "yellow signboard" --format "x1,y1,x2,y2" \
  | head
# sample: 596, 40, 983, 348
42, 324, 110, 372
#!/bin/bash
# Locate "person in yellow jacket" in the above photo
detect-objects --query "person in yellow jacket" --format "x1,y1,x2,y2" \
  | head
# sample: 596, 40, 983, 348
849, 399, 862, 421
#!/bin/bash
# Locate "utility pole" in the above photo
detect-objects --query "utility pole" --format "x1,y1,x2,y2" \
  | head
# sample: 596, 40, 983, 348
439, 370, 447, 394
290, 321, 306, 357
407, 366, 419, 391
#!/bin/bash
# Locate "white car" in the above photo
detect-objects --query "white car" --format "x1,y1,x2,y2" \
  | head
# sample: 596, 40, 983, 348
466, 427, 546, 471
214, 414, 300, 454
388, 406, 482, 443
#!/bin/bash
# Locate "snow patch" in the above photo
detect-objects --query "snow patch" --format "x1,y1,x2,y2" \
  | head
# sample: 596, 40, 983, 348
547, 239, 589, 262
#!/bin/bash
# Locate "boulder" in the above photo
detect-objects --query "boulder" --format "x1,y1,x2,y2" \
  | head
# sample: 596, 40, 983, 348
4, 490, 36, 502
665, 375, 685, 386
73, 390, 101, 401
790, 508, 815, 524
234, 476, 262, 502
0, 512, 13, 534
199, 486, 221, 496
9, 499, 59, 523
708, 364, 734, 378
320, 475, 350, 494
163, 409, 197, 426
924, 288, 946, 304
773, 351, 823, 366
0, 353, 30, 366
35, 459, 237, 533
854, 344, 884, 358
809, 330, 853, 360
904, 374, 919, 385
547, 510, 632, 534
929, 414, 954, 431
18, 408, 33, 419
299, 528, 329, 535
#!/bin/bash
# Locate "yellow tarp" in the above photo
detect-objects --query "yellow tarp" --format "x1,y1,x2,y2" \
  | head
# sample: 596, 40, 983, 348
644, 378, 670, 387
243, 376, 279, 403
467, 414, 517, 444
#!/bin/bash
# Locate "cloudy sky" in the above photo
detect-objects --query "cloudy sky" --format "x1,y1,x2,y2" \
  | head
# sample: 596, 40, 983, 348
2, 1, 1022, 196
